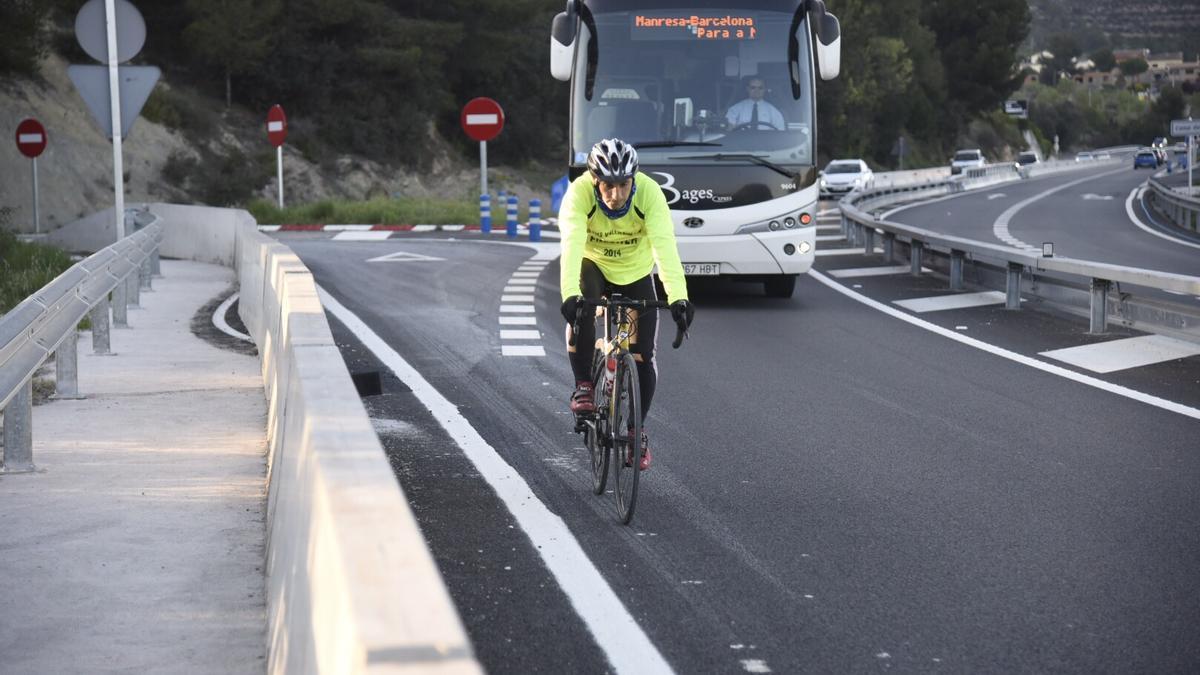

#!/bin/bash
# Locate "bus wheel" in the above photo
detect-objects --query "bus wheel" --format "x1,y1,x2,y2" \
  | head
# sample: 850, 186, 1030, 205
764, 275, 797, 298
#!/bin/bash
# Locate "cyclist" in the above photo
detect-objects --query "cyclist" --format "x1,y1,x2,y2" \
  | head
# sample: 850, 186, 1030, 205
559, 138, 695, 470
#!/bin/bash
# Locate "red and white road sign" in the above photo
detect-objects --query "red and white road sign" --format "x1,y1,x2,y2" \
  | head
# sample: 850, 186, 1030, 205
15, 118, 47, 158
266, 105, 288, 147
461, 97, 505, 142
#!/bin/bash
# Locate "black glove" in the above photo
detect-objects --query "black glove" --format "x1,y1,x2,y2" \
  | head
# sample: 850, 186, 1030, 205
670, 299, 694, 330
561, 295, 583, 324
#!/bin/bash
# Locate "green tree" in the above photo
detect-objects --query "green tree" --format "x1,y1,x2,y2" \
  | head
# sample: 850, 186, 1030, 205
0, 0, 51, 77
1091, 48, 1116, 73
183, 0, 281, 108
1040, 34, 1080, 85
1119, 58, 1149, 77
920, 0, 1030, 121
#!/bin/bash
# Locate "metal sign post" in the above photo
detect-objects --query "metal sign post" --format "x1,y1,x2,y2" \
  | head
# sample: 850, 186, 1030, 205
15, 119, 47, 233
266, 104, 288, 208
461, 97, 505, 207
104, 0, 125, 239
1172, 119, 1200, 196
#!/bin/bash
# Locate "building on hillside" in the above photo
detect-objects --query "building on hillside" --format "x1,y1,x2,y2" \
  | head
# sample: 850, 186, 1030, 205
1113, 48, 1150, 63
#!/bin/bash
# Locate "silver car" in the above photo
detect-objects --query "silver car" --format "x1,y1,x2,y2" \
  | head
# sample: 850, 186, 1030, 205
819, 159, 874, 198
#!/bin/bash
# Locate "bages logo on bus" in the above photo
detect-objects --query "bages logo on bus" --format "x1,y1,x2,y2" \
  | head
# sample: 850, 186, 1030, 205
648, 171, 730, 205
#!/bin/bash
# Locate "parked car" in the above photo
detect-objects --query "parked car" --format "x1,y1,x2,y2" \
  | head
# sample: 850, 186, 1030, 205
819, 159, 874, 198
1017, 151, 1039, 166
1075, 151, 1094, 162
1133, 149, 1158, 169
950, 149, 986, 175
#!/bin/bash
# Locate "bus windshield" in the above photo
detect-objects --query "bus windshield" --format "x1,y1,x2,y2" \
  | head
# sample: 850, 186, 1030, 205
572, 7, 814, 168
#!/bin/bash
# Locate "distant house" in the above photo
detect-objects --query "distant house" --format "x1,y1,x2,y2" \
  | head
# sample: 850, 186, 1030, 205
1113, 48, 1150, 63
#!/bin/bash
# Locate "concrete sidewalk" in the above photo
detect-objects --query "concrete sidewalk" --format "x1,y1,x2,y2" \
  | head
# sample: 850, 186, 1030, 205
0, 260, 267, 673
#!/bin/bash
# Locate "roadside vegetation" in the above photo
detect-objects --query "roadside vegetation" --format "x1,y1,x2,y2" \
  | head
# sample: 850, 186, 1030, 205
247, 196, 518, 226
0, 207, 77, 313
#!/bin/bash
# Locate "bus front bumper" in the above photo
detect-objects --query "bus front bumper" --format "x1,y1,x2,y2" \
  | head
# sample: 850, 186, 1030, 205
675, 227, 816, 277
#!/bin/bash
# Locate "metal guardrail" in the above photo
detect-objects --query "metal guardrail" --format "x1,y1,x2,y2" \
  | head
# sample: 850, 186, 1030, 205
839, 175, 1200, 339
1147, 175, 1200, 233
0, 210, 163, 473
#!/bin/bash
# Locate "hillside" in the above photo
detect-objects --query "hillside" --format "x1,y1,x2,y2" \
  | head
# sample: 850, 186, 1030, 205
0, 53, 554, 234
1028, 0, 1200, 56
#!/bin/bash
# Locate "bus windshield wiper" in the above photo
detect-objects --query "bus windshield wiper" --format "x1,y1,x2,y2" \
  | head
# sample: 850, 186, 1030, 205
634, 141, 723, 149
670, 153, 797, 178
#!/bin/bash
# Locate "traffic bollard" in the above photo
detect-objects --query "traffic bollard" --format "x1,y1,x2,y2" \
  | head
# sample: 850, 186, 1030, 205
480, 194, 492, 234
506, 195, 518, 239
529, 199, 542, 242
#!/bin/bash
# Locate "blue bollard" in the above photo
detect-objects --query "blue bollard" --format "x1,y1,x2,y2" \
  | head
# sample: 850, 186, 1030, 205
529, 198, 542, 242
506, 195, 519, 239
479, 194, 491, 233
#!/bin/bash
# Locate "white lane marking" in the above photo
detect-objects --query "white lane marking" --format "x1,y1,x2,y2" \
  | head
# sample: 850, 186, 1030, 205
815, 234, 847, 242
212, 293, 253, 342
829, 265, 928, 278
501, 295, 535, 303
333, 230, 392, 241
500, 329, 541, 340
808, 269, 1200, 420
500, 305, 535, 313
893, 291, 1009, 313
499, 316, 537, 325
503, 285, 535, 294
521, 261, 551, 267
740, 659, 772, 673
987, 193, 1007, 200
501, 345, 546, 356
316, 287, 672, 675
816, 224, 841, 232
511, 272, 540, 278
1039, 335, 1200, 373
1082, 193, 1114, 200
993, 167, 1126, 250
366, 250, 447, 262
326, 224, 374, 231
814, 247, 884, 257
1124, 186, 1200, 250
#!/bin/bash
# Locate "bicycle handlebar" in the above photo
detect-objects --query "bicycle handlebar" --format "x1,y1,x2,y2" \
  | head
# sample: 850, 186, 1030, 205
567, 296, 689, 350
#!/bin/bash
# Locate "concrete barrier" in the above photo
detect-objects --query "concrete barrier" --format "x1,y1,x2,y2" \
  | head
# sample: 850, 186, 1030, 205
43, 204, 482, 674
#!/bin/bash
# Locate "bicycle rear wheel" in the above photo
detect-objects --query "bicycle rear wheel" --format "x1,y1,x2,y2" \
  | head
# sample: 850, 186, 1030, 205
612, 352, 642, 524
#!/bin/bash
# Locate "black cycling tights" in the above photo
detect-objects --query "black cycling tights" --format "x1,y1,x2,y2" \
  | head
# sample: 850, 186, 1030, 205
568, 258, 658, 421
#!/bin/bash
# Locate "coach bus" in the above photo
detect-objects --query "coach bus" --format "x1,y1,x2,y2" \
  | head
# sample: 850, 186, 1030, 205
549, 0, 841, 297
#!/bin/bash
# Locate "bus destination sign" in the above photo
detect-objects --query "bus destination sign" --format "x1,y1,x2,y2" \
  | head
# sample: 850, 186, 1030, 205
631, 13, 758, 41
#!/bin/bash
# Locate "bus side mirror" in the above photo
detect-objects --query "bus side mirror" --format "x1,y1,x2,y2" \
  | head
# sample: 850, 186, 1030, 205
550, 11, 576, 81
815, 13, 840, 80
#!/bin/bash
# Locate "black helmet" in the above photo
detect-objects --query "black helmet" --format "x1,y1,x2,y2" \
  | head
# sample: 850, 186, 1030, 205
587, 138, 639, 183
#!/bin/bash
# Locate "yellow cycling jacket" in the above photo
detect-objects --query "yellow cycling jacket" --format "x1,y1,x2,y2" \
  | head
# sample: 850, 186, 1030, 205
558, 172, 690, 303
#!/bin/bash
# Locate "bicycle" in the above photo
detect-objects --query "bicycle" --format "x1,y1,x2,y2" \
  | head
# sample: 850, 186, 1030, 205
569, 294, 687, 524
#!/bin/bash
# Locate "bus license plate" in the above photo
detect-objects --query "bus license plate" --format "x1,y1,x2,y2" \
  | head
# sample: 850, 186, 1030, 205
683, 263, 720, 276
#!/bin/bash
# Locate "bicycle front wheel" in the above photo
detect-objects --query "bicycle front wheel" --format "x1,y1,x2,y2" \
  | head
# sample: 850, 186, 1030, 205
612, 352, 642, 525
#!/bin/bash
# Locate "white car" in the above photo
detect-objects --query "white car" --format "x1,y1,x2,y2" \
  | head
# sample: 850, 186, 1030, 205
1075, 151, 1095, 162
950, 149, 986, 175
819, 159, 874, 198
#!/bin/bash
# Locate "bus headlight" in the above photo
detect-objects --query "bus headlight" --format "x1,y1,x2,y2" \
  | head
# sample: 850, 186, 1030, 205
783, 217, 797, 228
798, 241, 812, 254
768, 220, 781, 231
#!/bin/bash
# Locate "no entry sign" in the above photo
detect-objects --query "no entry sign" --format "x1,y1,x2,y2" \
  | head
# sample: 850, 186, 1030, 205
461, 97, 505, 142
15, 118, 47, 158
266, 105, 288, 147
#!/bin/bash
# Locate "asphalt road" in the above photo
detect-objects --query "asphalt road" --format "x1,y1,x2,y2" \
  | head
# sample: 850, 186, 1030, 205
281, 218, 1200, 674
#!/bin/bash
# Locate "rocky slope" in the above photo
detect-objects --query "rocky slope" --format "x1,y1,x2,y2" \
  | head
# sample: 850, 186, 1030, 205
1, 53, 554, 233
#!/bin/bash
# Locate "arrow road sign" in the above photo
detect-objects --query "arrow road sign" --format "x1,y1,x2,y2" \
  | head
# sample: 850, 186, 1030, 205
15, 119, 47, 158
1171, 119, 1200, 136
68, 65, 160, 139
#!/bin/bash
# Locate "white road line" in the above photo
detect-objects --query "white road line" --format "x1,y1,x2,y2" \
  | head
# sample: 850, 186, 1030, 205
829, 265, 928, 278
816, 224, 841, 232
1124, 186, 1200, 250
1039, 335, 1200, 373
325, 224, 374, 231
511, 272, 540, 278
503, 285, 535, 293
333, 231, 392, 241
500, 305, 536, 313
501, 345, 546, 356
816, 235, 847, 242
814, 247, 884, 257
499, 316, 537, 325
993, 167, 1127, 250
808, 269, 1200, 420
501, 295, 535, 303
893, 291, 1009, 313
212, 293, 253, 342
316, 287, 672, 675
500, 329, 541, 340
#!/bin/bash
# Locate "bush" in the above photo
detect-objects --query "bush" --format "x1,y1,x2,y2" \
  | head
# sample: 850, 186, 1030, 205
0, 228, 76, 313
